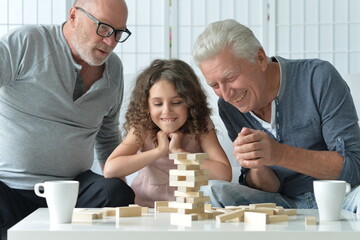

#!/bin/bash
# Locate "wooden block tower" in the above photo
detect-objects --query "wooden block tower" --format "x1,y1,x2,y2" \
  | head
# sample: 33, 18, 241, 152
168, 152, 211, 226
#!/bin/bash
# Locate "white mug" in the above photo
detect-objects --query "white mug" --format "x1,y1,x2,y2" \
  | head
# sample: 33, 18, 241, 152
34, 180, 79, 224
313, 180, 351, 222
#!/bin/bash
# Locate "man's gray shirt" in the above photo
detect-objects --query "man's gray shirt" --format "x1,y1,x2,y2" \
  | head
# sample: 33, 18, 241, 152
0, 24, 123, 189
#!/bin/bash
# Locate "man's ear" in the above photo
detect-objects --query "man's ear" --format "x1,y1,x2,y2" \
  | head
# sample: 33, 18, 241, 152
68, 7, 77, 25
257, 48, 267, 70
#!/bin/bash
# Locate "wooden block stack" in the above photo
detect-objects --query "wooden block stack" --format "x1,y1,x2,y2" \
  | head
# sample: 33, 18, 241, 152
168, 152, 211, 226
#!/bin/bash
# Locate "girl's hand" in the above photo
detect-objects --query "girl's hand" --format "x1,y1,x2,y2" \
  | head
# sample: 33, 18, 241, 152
168, 131, 185, 153
156, 130, 170, 156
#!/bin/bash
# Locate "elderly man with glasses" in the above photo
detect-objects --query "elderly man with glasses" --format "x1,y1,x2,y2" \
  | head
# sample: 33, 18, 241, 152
0, 0, 134, 239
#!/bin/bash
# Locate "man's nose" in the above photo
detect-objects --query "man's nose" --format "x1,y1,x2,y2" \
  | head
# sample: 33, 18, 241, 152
102, 35, 118, 49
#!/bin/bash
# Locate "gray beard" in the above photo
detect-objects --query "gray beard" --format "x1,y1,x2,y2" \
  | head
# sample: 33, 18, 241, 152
72, 36, 111, 66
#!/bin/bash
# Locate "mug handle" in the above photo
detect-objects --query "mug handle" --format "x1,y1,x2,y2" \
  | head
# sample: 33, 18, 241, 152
34, 183, 46, 198
346, 183, 351, 195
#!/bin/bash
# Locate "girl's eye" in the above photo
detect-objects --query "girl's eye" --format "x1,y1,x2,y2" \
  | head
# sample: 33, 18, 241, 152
172, 101, 183, 105
153, 102, 162, 106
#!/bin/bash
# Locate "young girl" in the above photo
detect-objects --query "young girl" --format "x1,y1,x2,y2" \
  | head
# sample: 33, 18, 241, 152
104, 59, 232, 207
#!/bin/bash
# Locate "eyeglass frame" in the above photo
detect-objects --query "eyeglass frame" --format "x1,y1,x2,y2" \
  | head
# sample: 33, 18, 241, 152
74, 6, 131, 43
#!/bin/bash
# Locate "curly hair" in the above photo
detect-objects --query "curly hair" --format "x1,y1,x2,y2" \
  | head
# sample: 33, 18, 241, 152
124, 59, 211, 146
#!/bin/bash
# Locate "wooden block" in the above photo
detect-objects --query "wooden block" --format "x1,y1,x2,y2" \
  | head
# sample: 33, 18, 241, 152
244, 212, 269, 224
102, 207, 116, 216
211, 210, 227, 217
216, 208, 233, 213
216, 209, 245, 223
168, 201, 204, 210
284, 209, 297, 216
273, 208, 285, 215
204, 203, 212, 211
154, 201, 169, 211
169, 179, 208, 187
72, 211, 101, 221
177, 207, 205, 214
169, 152, 189, 160
116, 206, 142, 217
195, 212, 215, 220
176, 196, 210, 204
177, 165, 200, 170
177, 186, 200, 192
157, 206, 177, 213
174, 159, 202, 165
141, 207, 148, 214
305, 216, 317, 225
170, 175, 208, 182
174, 190, 203, 198
225, 206, 247, 210
249, 203, 277, 209
186, 153, 208, 160
245, 208, 274, 215
169, 169, 207, 177
269, 214, 288, 223
237, 205, 251, 209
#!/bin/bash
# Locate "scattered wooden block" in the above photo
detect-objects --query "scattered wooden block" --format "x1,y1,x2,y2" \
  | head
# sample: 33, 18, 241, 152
245, 208, 274, 215
284, 209, 297, 216
216, 209, 245, 223
249, 203, 277, 209
116, 206, 142, 217
269, 214, 288, 223
305, 216, 317, 225
141, 207, 148, 214
204, 203, 213, 211
154, 201, 169, 211
72, 210, 103, 221
244, 212, 269, 224
102, 207, 116, 216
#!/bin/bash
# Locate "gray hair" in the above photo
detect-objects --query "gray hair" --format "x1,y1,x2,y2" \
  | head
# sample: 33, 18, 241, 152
192, 19, 263, 65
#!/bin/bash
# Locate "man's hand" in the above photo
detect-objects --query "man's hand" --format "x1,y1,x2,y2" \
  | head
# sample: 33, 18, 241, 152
233, 127, 282, 169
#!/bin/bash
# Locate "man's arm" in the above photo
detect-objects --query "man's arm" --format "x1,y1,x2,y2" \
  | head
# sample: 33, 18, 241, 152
234, 127, 344, 192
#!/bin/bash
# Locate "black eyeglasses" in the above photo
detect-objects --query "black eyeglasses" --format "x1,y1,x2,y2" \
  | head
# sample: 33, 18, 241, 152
75, 7, 131, 43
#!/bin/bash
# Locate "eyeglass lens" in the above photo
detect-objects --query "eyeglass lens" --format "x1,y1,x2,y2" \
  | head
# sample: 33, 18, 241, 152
97, 23, 129, 42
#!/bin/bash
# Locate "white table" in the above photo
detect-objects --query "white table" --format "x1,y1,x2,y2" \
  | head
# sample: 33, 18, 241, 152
8, 208, 360, 240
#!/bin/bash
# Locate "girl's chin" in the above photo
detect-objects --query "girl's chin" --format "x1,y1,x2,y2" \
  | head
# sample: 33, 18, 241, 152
159, 127, 179, 135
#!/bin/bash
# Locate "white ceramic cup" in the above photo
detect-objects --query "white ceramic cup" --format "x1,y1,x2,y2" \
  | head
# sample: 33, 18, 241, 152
313, 180, 351, 222
34, 180, 79, 224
